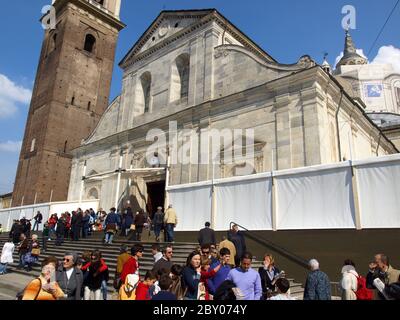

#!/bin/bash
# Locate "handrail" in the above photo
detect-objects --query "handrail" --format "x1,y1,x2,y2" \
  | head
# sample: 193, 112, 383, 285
229, 222, 309, 269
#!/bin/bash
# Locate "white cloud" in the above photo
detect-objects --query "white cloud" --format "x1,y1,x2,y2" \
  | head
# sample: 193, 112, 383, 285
0, 97, 18, 118
334, 49, 368, 68
0, 73, 32, 119
371, 45, 400, 73
0, 140, 22, 153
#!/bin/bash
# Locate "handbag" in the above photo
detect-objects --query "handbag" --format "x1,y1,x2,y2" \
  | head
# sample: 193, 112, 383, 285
31, 248, 41, 256
106, 223, 116, 231
130, 224, 136, 231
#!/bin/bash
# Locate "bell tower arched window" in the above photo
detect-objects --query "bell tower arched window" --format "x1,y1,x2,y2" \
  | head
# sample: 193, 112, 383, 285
84, 34, 96, 53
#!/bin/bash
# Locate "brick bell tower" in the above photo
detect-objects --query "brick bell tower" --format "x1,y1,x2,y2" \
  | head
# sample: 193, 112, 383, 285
12, 0, 125, 206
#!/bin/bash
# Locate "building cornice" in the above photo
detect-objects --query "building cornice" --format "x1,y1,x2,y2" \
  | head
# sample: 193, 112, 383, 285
51, 0, 125, 31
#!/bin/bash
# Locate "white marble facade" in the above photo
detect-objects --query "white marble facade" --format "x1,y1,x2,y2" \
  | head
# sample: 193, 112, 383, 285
67, 10, 398, 210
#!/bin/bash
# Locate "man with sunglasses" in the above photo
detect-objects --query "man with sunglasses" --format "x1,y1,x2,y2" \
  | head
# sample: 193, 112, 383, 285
152, 245, 173, 274
200, 244, 211, 259
56, 252, 83, 300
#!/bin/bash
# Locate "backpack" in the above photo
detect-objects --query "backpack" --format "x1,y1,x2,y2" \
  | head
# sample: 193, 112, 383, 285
355, 276, 373, 300
154, 212, 164, 225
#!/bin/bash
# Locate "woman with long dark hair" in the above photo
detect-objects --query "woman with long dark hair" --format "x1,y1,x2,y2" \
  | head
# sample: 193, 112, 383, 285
81, 250, 108, 300
182, 251, 202, 300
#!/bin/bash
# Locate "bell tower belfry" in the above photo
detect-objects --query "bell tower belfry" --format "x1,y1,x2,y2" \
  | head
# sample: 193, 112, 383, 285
12, 0, 125, 206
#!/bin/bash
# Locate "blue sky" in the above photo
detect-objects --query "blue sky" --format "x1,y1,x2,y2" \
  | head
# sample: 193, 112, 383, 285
0, 0, 399, 194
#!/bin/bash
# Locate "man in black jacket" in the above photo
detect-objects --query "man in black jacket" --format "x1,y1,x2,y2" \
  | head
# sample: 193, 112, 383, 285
10, 220, 23, 244
228, 224, 247, 267
198, 222, 216, 247
152, 245, 174, 274
56, 252, 84, 300
71, 211, 83, 241
32, 211, 43, 231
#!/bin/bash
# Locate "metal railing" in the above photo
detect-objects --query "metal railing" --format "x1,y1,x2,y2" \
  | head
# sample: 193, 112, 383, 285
229, 222, 343, 298
229, 222, 309, 269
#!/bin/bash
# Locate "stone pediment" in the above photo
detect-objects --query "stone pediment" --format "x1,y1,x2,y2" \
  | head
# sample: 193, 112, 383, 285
119, 9, 215, 67
119, 9, 278, 69
84, 96, 121, 144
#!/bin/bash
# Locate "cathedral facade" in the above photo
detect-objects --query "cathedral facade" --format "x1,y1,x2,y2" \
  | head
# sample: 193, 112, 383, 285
65, 9, 398, 212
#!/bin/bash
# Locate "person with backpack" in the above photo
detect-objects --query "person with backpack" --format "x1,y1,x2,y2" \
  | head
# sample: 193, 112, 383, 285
104, 208, 120, 244
340, 259, 359, 300
134, 209, 147, 242
153, 207, 165, 242
339, 259, 373, 301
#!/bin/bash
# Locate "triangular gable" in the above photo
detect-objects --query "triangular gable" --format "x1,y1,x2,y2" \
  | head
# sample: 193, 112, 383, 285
119, 9, 277, 68
119, 9, 214, 67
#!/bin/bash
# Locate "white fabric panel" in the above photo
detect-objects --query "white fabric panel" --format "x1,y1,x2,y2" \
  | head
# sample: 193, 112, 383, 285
0, 210, 10, 231
276, 167, 356, 230
8, 210, 22, 228
20, 208, 34, 220
215, 178, 272, 231
49, 201, 99, 216
168, 186, 212, 231
32, 206, 50, 231
356, 161, 400, 228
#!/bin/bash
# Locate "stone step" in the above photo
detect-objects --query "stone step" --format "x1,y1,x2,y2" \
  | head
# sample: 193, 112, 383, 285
12, 246, 192, 259
0, 234, 198, 246
0, 234, 305, 299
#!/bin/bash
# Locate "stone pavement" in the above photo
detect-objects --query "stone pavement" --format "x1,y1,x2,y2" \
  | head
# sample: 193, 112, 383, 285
0, 272, 34, 300
0, 271, 121, 300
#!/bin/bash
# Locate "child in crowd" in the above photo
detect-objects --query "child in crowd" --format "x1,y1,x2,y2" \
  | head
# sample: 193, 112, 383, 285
135, 271, 157, 300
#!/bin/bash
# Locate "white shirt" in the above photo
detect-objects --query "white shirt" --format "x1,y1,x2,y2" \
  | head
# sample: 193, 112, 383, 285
66, 268, 74, 280
153, 252, 163, 263
1, 242, 15, 264
269, 294, 296, 300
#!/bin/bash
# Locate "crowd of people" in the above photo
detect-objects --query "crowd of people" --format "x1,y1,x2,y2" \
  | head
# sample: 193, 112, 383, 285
1, 212, 400, 301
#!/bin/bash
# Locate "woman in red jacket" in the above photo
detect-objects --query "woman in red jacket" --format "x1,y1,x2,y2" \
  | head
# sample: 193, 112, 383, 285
81, 250, 108, 300
47, 215, 58, 241
199, 257, 221, 300
135, 271, 157, 300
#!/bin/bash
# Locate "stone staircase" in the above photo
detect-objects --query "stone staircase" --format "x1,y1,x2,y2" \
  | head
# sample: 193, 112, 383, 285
0, 233, 305, 299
